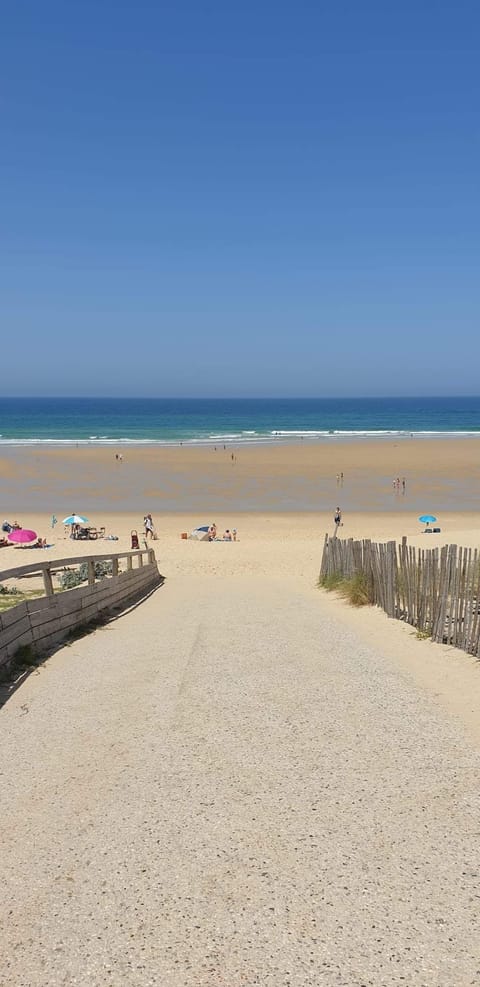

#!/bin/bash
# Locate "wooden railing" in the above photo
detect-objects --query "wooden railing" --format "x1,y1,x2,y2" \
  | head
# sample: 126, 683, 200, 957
320, 534, 480, 658
0, 548, 162, 673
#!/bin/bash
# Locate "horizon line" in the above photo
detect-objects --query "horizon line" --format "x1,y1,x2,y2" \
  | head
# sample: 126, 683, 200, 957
2, 394, 480, 402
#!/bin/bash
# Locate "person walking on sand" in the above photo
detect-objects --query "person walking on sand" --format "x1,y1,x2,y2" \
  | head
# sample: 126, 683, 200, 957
144, 513, 154, 539
334, 507, 342, 531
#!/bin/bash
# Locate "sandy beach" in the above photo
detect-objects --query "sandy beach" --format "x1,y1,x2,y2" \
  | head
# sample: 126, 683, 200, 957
2, 507, 480, 746
3, 437, 480, 732
2, 432, 480, 722
1, 550, 480, 985
2, 442, 480, 984
2, 435, 480, 514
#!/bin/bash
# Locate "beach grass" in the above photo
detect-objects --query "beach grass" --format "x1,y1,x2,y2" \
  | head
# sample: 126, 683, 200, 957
0, 588, 45, 613
319, 571, 370, 607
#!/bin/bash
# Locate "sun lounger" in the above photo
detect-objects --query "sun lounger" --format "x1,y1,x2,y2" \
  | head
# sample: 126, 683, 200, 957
76, 526, 105, 540
85, 526, 105, 540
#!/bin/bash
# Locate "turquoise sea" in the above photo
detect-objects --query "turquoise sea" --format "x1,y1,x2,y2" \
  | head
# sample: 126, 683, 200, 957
1, 397, 480, 445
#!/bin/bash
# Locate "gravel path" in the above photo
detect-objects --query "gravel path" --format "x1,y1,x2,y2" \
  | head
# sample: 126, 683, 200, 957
0, 575, 479, 986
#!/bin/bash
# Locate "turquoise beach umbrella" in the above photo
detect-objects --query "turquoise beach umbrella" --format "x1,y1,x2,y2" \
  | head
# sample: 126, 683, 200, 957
418, 514, 437, 524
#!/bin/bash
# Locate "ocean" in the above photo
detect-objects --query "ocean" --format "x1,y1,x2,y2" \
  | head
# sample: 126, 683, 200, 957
0, 396, 480, 445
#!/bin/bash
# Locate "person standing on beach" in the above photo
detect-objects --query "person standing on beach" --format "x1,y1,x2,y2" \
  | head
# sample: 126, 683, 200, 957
334, 507, 342, 529
144, 514, 154, 539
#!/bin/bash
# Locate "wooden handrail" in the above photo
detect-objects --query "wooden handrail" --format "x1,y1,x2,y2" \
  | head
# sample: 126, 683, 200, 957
0, 548, 155, 583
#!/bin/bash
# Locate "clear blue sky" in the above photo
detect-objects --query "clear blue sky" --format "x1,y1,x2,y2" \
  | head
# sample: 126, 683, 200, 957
1, 1, 479, 397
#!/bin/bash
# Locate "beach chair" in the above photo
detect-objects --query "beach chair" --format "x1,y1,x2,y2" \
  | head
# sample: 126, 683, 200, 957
86, 526, 106, 540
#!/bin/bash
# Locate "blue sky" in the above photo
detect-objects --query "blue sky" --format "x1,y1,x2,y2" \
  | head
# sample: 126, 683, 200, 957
1, 1, 479, 397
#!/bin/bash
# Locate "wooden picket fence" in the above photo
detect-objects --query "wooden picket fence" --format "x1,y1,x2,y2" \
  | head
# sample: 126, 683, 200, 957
320, 535, 480, 657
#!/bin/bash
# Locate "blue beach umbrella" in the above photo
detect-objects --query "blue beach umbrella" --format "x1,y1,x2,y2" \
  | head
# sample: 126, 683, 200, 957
63, 514, 89, 525
418, 514, 437, 524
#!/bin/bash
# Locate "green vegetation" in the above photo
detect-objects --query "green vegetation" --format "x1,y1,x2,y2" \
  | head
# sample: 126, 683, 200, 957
64, 616, 107, 644
319, 571, 371, 607
58, 560, 113, 591
318, 572, 344, 592
14, 643, 38, 666
415, 627, 432, 640
0, 586, 44, 613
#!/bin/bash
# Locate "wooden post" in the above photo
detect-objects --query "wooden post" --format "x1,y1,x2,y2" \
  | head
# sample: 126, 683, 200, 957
127, 555, 133, 571
42, 566, 54, 597
88, 559, 96, 585
112, 557, 119, 577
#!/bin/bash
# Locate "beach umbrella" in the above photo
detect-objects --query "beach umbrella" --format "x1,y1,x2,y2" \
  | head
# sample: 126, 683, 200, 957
418, 514, 437, 524
8, 528, 38, 544
63, 514, 88, 525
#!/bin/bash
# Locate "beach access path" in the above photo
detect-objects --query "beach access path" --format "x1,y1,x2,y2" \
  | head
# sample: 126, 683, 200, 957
1, 572, 479, 987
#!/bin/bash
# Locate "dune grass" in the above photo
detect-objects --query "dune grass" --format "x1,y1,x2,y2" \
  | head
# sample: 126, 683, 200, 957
319, 572, 371, 607
0, 588, 45, 613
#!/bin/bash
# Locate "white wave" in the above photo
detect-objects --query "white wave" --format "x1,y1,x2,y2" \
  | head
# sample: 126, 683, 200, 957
1, 429, 480, 448
207, 432, 242, 442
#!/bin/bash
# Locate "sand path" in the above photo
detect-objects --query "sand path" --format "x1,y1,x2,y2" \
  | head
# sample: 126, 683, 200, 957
1, 574, 479, 986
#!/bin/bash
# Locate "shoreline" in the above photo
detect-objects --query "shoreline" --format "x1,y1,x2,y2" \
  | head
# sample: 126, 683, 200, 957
2, 431, 480, 448
2, 436, 480, 513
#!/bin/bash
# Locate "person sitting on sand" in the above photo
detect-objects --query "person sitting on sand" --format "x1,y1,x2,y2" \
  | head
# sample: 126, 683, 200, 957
223, 529, 233, 541
208, 523, 217, 542
33, 537, 47, 548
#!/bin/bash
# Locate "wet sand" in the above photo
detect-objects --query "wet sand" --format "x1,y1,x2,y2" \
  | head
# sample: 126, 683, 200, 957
1, 436, 480, 513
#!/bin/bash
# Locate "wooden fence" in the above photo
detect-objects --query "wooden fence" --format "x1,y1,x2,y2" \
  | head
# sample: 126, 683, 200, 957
0, 548, 162, 673
320, 535, 480, 657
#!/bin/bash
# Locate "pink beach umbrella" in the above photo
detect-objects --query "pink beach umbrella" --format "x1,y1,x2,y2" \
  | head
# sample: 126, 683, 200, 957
8, 528, 38, 545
